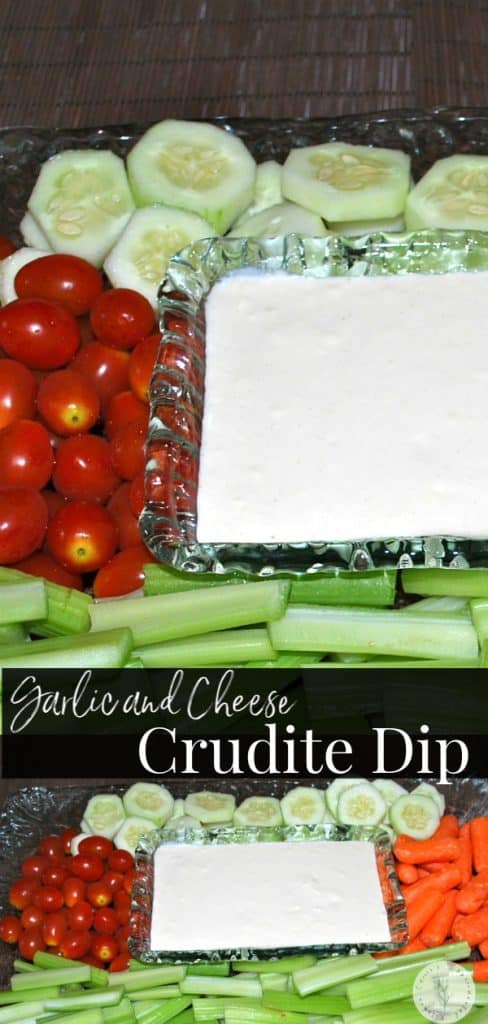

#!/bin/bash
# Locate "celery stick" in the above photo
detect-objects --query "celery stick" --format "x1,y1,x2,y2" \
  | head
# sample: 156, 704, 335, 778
171, 1013, 194, 1024
403, 567, 488, 598
0, 566, 91, 634
0, 993, 61, 1007
224, 1008, 302, 1024
403, 596, 469, 615
304, 658, 480, 668
260, 976, 288, 993
290, 572, 396, 607
475, 984, 488, 1005
0, 579, 47, 624
342, 1000, 426, 1024
0, 627, 133, 667
12, 967, 91, 990
0, 623, 28, 644
13, 962, 38, 975
186, 966, 230, 978
33, 952, 107, 989
40, 1011, 104, 1024
44, 991, 124, 1012
0, 1004, 45, 1024
143, 564, 247, 596
128, 1000, 191, 1024
470, 598, 488, 642
127, 991, 181, 1003
192, 999, 263, 1022
107, 968, 186, 992
347, 963, 429, 1008
133, 628, 275, 667
180, 979, 262, 999
269, 605, 479, 660
293, 955, 377, 997
103, 1000, 136, 1024
91, 581, 289, 646
262, 991, 349, 1015
373, 941, 470, 973
233, 958, 316, 975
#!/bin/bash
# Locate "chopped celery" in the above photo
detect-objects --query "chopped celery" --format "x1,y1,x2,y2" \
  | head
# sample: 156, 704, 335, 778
143, 566, 248, 596
347, 963, 430, 1008
133, 628, 275, 667
180, 979, 262, 999
262, 991, 349, 1015
44, 1011, 104, 1024
293, 955, 377, 996
224, 1008, 302, 1024
12, 966, 91, 990
0, 627, 133, 667
475, 984, 488, 1005
107, 968, 186, 992
44, 991, 124, 1011
127, 990, 181, 1002
290, 571, 396, 607
259, 976, 289, 993
373, 941, 470, 973
0, 1003, 45, 1023
192, 999, 263, 1022
0, 990, 61, 1005
403, 567, 488, 598
342, 1000, 426, 1023
91, 581, 289, 646
304, 658, 480, 668
0, 623, 28, 645
127, 1000, 191, 1024
402, 596, 470, 615
186, 965, 230, 978
0, 566, 91, 634
0, 579, 47, 624
269, 605, 479, 660
102, 999, 136, 1024
234, 959, 316, 976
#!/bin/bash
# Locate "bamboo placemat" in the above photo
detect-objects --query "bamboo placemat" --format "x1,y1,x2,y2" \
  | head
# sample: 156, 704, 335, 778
0, 0, 486, 128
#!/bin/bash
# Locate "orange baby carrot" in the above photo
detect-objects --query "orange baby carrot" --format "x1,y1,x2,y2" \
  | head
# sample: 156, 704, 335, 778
456, 869, 488, 914
478, 939, 488, 959
420, 889, 458, 948
394, 835, 461, 865
433, 815, 459, 839
473, 960, 488, 983
452, 906, 488, 946
399, 936, 427, 954
407, 889, 444, 939
470, 818, 488, 874
396, 863, 419, 885
402, 864, 462, 906
422, 862, 449, 873
457, 822, 473, 887
417, 868, 431, 878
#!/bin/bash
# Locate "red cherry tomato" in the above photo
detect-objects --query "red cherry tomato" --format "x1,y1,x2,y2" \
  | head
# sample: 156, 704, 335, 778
20, 904, 44, 929
59, 929, 91, 960
122, 870, 135, 897
47, 501, 118, 573
105, 390, 148, 441
18, 925, 46, 961
37, 369, 100, 436
102, 870, 124, 895
70, 854, 105, 882
128, 333, 160, 402
93, 544, 155, 598
66, 900, 94, 930
60, 828, 78, 856
0, 235, 16, 260
86, 880, 112, 908
0, 298, 80, 369
78, 836, 114, 860
53, 435, 119, 503
107, 483, 141, 548
0, 359, 37, 429
115, 923, 130, 950
71, 342, 130, 410
0, 488, 48, 563
39, 835, 64, 862
129, 472, 145, 518
21, 856, 50, 881
0, 419, 54, 490
9, 878, 39, 910
34, 886, 64, 913
108, 849, 134, 873
114, 890, 130, 922
15, 255, 103, 316
0, 914, 21, 944
41, 864, 70, 887
109, 951, 131, 972
109, 419, 146, 480
90, 288, 155, 349
93, 906, 118, 935
90, 932, 118, 963
62, 876, 86, 907
42, 909, 68, 947
14, 552, 83, 591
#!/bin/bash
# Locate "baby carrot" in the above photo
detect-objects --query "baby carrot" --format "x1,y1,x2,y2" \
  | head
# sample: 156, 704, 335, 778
456, 869, 488, 914
402, 864, 461, 906
417, 868, 431, 877
473, 960, 488, 983
407, 889, 444, 939
396, 863, 419, 885
423, 862, 449, 873
452, 906, 488, 946
457, 822, 473, 887
394, 835, 461, 865
470, 818, 488, 874
420, 890, 458, 948
478, 939, 488, 958
399, 936, 427, 954
433, 815, 460, 839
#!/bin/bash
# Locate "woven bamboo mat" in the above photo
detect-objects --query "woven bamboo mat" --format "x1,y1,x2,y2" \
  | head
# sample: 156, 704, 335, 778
0, 0, 486, 128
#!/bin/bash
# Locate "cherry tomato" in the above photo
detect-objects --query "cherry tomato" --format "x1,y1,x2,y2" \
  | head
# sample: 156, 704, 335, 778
114, 890, 130, 922
41, 864, 70, 888
37, 369, 100, 436
0, 914, 21, 944
14, 552, 83, 591
70, 853, 104, 882
18, 925, 46, 961
34, 886, 64, 913
128, 334, 160, 402
0, 235, 16, 260
0, 298, 80, 369
78, 836, 114, 860
66, 900, 94, 930
10, 879, 39, 910
62, 876, 86, 908
0, 419, 54, 490
15, 255, 103, 316
39, 835, 65, 862
90, 932, 118, 963
21, 856, 50, 880
59, 929, 91, 959
109, 419, 146, 480
122, 870, 135, 897
0, 488, 48, 563
20, 904, 44, 929
107, 483, 141, 548
109, 951, 131, 972
0, 359, 37, 429
47, 501, 118, 573
71, 342, 130, 410
129, 472, 145, 518
86, 880, 112, 908
102, 870, 124, 896
93, 544, 155, 598
42, 909, 68, 947
61, 829, 78, 856
53, 435, 119, 503
93, 906, 118, 935
105, 390, 148, 440
108, 849, 134, 874
90, 288, 155, 349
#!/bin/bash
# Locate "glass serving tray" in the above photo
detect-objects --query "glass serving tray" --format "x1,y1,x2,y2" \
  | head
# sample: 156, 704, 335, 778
131, 821, 406, 963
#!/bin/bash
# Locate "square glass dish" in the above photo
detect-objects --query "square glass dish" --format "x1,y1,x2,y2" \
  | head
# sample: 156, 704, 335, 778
129, 821, 407, 963
140, 229, 488, 576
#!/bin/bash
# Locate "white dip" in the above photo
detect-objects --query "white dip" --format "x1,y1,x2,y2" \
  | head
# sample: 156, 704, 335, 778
197, 270, 488, 543
150, 839, 390, 951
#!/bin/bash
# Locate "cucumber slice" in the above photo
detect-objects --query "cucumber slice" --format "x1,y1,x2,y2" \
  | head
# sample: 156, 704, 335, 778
405, 155, 488, 231
104, 204, 213, 309
229, 201, 326, 238
83, 794, 126, 840
114, 816, 153, 855
122, 782, 174, 826
389, 793, 440, 839
336, 782, 387, 827
184, 791, 236, 824
325, 777, 367, 821
231, 160, 283, 226
410, 782, 446, 816
127, 119, 256, 234
0, 246, 51, 305
20, 212, 52, 250
328, 214, 405, 236
282, 142, 410, 222
163, 814, 201, 830
280, 786, 325, 825
28, 149, 135, 267
233, 796, 283, 827
372, 779, 408, 808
